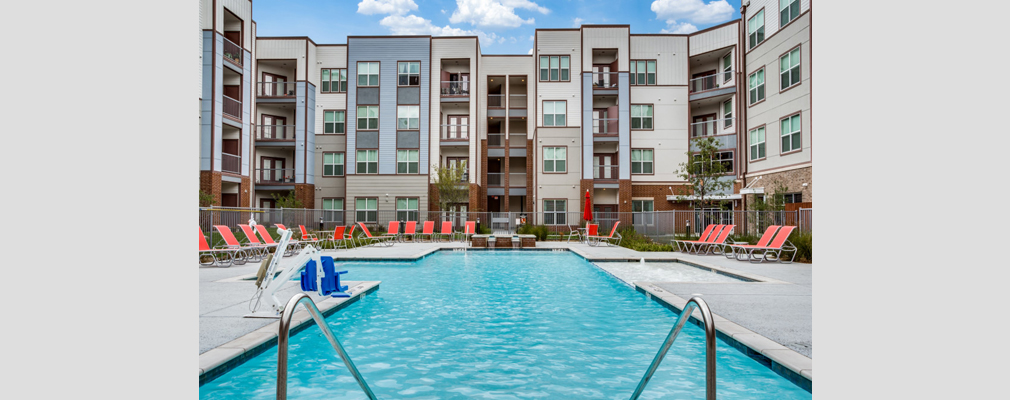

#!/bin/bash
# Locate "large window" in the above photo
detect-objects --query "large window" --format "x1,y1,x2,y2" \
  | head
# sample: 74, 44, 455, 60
396, 198, 419, 221
355, 198, 377, 223
321, 68, 347, 93
323, 152, 344, 176
357, 62, 379, 86
631, 105, 653, 129
543, 147, 566, 173
748, 10, 765, 49
693, 151, 734, 174
780, 0, 800, 27
397, 62, 420, 86
781, 113, 801, 153
539, 55, 570, 81
749, 69, 765, 105
722, 54, 732, 82
356, 150, 377, 174
630, 60, 656, 85
543, 101, 566, 126
397, 106, 419, 130
780, 47, 801, 90
631, 149, 653, 174
544, 200, 566, 225
323, 199, 344, 223
632, 200, 654, 226
324, 110, 345, 134
783, 192, 802, 204
397, 150, 419, 174
749, 127, 766, 161
357, 106, 378, 130
723, 100, 733, 128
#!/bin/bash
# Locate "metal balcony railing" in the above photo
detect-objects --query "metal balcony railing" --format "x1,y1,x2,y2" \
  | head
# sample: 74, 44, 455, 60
487, 94, 505, 109
258, 81, 297, 97
222, 37, 242, 66
222, 95, 242, 119
690, 71, 733, 93
255, 168, 296, 184
488, 133, 504, 147
441, 124, 469, 140
593, 165, 619, 180
592, 72, 619, 89
593, 118, 619, 135
440, 81, 470, 97
255, 125, 296, 141
509, 94, 527, 108
222, 153, 241, 174
509, 173, 527, 187
691, 118, 734, 137
509, 134, 527, 147
487, 173, 503, 187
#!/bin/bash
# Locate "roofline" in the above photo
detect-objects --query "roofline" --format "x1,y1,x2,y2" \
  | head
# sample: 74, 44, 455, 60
348, 35, 432, 39
256, 36, 317, 46
688, 19, 742, 36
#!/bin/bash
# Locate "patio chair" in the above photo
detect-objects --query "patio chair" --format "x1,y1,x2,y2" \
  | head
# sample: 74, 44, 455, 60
673, 224, 717, 252
401, 221, 417, 242
723, 226, 780, 260
297, 225, 321, 247
199, 227, 245, 267
587, 221, 622, 247
566, 224, 582, 243
239, 224, 278, 256
695, 225, 735, 255
730, 226, 797, 263
344, 224, 361, 248
437, 221, 454, 242
272, 224, 305, 252
319, 226, 346, 251
357, 222, 396, 247
214, 225, 264, 262
675, 225, 723, 253
254, 224, 296, 257
381, 221, 401, 243
417, 221, 435, 242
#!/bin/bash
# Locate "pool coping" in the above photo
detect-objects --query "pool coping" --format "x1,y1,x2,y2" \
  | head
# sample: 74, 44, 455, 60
198, 281, 380, 386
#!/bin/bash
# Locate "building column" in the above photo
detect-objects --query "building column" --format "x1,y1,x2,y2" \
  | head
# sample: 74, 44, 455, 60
200, 171, 223, 206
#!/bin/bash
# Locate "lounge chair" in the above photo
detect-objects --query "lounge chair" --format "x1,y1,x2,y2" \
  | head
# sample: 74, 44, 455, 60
673, 224, 717, 252
199, 227, 245, 267
587, 221, 622, 247
401, 221, 417, 242
586, 223, 599, 242
357, 222, 396, 247
214, 225, 263, 262
319, 226, 346, 251
460, 221, 475, 245
239, 224, 277, 257
722, 226, 780, 259
272, 224, 305, 252
437, 221, 454, 242
381, 221, 401, 243
729, 226, 797, 263
254, 224, 296, 256
676, 225, 724, 254
417, 221, 435, 242
695, 225, 735, 255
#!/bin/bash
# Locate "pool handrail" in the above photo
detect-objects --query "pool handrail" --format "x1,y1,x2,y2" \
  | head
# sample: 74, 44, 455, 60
277, 293, 377, 400
629, 296, 716, 400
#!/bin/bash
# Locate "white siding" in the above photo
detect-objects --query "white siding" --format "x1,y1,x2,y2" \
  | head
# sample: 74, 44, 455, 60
582, 27, 630, 71
535, 30, 581, 127
201, 0, 212, 30
345, 176, 429, 214
744, 0, 810, 49
689, 23, 739, 56
306, 42, 318, 87
535, 127, 581, 212
630, 36, 688, 86
313, 45, 349, 205
256, 39, 307, 80
629, 86, 689, 183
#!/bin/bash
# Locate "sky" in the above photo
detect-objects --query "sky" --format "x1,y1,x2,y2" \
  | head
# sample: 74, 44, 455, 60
252, 0, 742, 54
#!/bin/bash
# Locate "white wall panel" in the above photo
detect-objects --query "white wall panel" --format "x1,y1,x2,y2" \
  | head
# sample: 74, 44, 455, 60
582, 27, 629, 71
629, 86, 689, 183
534, 30, 581, 128
689, 23, 739, 56
630, 36, 688, 85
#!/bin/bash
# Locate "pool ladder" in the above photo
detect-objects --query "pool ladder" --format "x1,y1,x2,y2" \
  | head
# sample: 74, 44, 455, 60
276, 293, 377, 400
629, 296, 717, 400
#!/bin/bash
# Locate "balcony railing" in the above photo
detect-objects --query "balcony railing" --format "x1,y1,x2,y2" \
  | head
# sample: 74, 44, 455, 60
223, 95, 242, 120
488, 133, 504, 147
509, 94, 527, 109
488, 94, 505, 109
691, 118, 734, 137
222, 37, 242, 67
440, 81, 470, 97
255, 168, 296, 184
441, 124, 469, 141
487, 173, 503, 187
689, 71, 733, 93
593, 118, 619, 135
258, 82, 297, 97
255, 125, 296, 141
592, 72, 619, 89
593, 165, 619, 180
509, 173, 527, 187
222, 153, 241, 174
509, 134, 527, 147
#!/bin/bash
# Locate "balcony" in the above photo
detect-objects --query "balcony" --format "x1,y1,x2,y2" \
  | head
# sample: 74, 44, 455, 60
690, 71, 734, 93
509, 134, 527, 147
255, 168, 296, 185
592, 72, 620, 90
441, 124, 469, 142
222, 153, 241, 174
254, 125, 296, 141
592, 118, 619, 135
487, 173, 503, 187
222, 95, 242, 120
440, 81, 470, 97
691, 118, 734, 138
592, 165, 619, 180
222, 37, 242, 67
509, 94, 527, 109
257, 82, 297, 98
487, 94, 505, 109
488, 133, 504, 147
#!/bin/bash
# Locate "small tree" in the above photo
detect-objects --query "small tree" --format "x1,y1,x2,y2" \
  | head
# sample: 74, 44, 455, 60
675, 136, 734, 210
199, 190, 216, 207
432, 163, 469, 212
271, 190, 304, 208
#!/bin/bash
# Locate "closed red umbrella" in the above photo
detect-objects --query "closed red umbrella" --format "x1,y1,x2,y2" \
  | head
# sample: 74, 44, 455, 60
583, 190, 592, 223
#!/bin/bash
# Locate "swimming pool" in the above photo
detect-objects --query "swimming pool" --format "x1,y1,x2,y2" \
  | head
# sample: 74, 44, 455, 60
200, 251, 811, 399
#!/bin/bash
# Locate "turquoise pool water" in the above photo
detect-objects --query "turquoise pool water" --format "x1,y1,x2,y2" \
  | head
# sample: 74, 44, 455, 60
200, 251, 811, 399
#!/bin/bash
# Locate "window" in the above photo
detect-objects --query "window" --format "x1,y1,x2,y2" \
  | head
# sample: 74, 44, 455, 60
632, 200, 654, 226
543, 101, 566, 126
323, 152, 344, 176
631, 105, 653, 129
749, 69, 765, 105
397, 150, 419, 174
397, 106, 419, 130
321, 68, 347, 93
355, 198, 377, 223
356, 150, 377, 174
396, 198, 419, 221
544, 200, 566, 225
781, 113, 801, 153
693, 151, 734, 174
780, 0, 800, 27
780, 47, 801, 90
543, 147, 566, 173
324, 111, 345, 134
722, 54, 732, 82
357, 62, 379, 86
749, 127, 766, 160
630, 60, 656, 85
783, 192, 802, 204
748, 10, 765, 49
539, 56, 570, 81
398, 62, 420, 86
322, 199, 344, 223
631, 149, 653, 174
723, 100, 733, 128
357, 106, 378, 130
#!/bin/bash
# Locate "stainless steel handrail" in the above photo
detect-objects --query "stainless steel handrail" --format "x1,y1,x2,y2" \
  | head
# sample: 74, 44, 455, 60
630, 296, 716, 400
277, 293, 377, 400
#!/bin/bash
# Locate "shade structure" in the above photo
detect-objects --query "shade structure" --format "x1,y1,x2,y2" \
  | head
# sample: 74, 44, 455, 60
583, 190, 592, 222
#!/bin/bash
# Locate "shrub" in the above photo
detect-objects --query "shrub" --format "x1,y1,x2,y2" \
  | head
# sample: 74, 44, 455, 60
789, 231, 812, 263
617, 226, 674, 252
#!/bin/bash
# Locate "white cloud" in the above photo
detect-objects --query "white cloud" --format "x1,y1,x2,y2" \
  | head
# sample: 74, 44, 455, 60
379, 14, 500, 44
528, 35, 534, 41
450, 0, 549, 29
572, 17, 584, 27
357, 0, 418, 15
527, 48, 534, 55
651, 0, 734, 25
660, 20, 698, 34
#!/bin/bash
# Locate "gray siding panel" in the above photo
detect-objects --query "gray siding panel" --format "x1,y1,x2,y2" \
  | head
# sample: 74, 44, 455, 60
618, 72, 630, 180
200, 32, 213, 171
397, 87, 419, 105
397, 131, 419, 148
358, 131, 379, 148
306, 85, 316, 185
358, 88, 379, 105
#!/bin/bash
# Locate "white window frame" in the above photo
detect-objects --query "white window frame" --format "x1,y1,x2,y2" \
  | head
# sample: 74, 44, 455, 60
355, 198, 377, 223
543, 147, 566, 173
749, 127, 766, 161
631, 149, 653, 174
748, 10, 765, 50
397, 106, 420, 130
780, 47, 801, 90
749, 68, 765, 105
396, 198, 419, 221
781, 113, 801, 153
397, 149, 419, 174
543, 101, 566, 127
632, 200, 655, 226
357, 106, 378, 130
323, 152, 344, 176
397, 62, 420, 86
356, 150, 377, 174
357, 62, 379, 87
543, 199, 567, 225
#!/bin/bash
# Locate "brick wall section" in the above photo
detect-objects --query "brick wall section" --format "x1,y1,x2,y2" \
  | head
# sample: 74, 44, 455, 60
469, 183, 481, 213
239, 177, 251, 207
745, 166, 813, 206
579, 179, 593, 214
294, 184, 315, 209
428, 183, 439, 211
200, 171, 222, 206
521, 236, 535, 247
472, 236, 487, 247
630, 184, 693, 211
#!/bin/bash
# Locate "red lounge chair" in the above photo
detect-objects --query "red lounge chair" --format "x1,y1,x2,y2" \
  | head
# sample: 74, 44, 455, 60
239, 224, 277, 256
344, 224, 360, 247
437, 221, 454, 242
729, 226, 798, 263
696, 225, 735, 255
199, 227, 245, 267
382, 221, 401, 242
254, 224, 296, 256
319, 226, 347, 251
272, 224, 304, 252
723, 225, 780, 260
357, 222, 396, 247
214, 225, 263, 262
461, 221, 476, 245
297, 225, 321, 247
673, 224, 717, 252
587, 224, 599, 238
588, 221, 622, 247
677, 225, 724, 253
417, 221, 435, 242
402, 221, 417, 242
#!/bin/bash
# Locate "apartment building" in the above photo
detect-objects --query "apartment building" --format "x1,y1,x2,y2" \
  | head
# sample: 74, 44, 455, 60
197, 0, 813, 226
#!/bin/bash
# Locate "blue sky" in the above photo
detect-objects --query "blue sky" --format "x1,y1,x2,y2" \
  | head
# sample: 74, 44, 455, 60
253, 0, 742, 54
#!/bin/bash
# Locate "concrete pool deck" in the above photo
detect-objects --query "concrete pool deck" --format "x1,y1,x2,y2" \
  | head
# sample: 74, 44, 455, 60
199, 240, 811, 387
